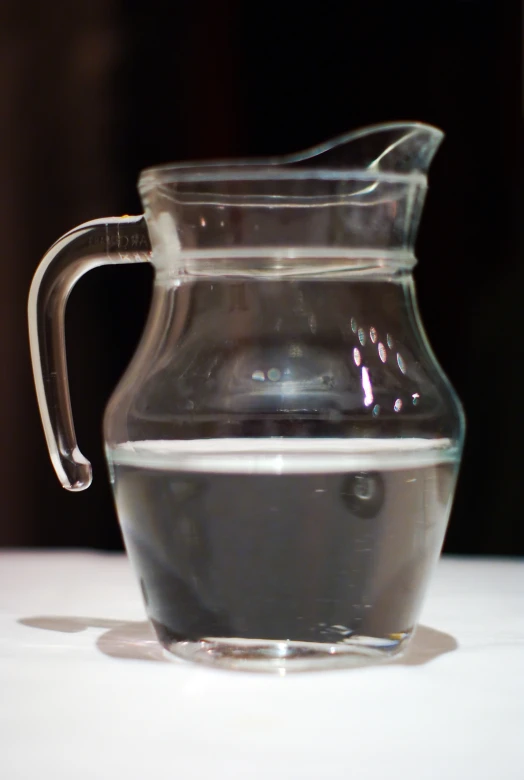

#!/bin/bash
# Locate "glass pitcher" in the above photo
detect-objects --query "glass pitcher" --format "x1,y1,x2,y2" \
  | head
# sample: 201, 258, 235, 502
29, 122, 464, 672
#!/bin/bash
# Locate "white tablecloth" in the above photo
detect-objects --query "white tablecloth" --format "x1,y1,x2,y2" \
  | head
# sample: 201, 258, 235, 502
1, 552, 522, 779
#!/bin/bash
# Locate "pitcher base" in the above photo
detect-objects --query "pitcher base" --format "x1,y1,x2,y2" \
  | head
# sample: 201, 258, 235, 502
162, 634, 411, 672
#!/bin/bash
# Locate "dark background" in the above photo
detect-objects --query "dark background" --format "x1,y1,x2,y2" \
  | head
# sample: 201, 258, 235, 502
0, 1, 522, 554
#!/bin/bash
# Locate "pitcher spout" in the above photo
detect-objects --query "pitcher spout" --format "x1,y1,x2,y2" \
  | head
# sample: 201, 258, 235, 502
283, 121, 444, 178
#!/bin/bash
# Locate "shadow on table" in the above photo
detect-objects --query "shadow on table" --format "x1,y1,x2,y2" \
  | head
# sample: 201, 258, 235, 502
18, 616, 458, 666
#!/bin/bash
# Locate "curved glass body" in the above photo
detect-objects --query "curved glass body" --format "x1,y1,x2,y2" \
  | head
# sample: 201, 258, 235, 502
29, 123, 464, 672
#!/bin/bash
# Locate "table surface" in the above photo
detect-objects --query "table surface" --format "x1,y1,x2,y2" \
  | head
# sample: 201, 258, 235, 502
1, 552, 523, 780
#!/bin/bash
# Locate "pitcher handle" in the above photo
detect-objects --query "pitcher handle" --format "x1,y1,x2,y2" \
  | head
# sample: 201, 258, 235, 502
28, 216, 152, 491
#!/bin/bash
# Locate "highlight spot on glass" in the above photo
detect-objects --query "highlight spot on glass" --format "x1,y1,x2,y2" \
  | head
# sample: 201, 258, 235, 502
361, 366, 373, 407
351, 317, 358, 333
199, 217, 207, 227
267, 368, 281, 382
289, 343, 303, 358
358, 327, 366, 346
394, 398, 403, 412
397, 353, 406, 374
372, 404, 381, 417
252, 370, 265, 382
387, 333, 394, 349
353, 348, 361, 367
370, 326, 378, 344
412, 392, 420, 406
378, 343, 387, 363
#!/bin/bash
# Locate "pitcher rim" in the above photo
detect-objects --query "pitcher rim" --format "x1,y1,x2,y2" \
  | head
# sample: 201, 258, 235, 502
139, 167, 429, 193
139, 120, 443, 193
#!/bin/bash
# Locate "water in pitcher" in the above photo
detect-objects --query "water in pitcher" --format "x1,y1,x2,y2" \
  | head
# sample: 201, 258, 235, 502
108, 438, 459, 665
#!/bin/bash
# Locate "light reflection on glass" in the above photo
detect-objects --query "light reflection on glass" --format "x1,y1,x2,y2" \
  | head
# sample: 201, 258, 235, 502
200, 217, 206, 227
267, 368, 281, 382
372, 404, 380, 417
387, 333, 394, 349
358, 327, 366, 346
353, 347, 361, 366
361, 366, 373, 407
370, 326, 378, 344
394, 398, 403, 412
397, 353, 406, 374
412, 392, 420, 405
378, 343, 387, 363
351, 317, 358, 333
252, 370, 265, 382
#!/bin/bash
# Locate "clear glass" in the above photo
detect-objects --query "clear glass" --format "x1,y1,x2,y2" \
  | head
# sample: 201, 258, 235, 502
29, 122, 465, 672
